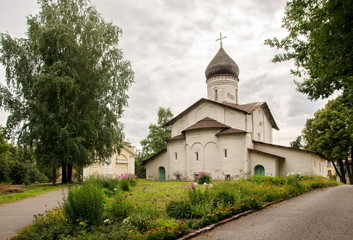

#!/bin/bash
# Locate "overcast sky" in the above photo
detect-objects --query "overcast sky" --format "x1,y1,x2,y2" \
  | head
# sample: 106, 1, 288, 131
0, 0, 331, 148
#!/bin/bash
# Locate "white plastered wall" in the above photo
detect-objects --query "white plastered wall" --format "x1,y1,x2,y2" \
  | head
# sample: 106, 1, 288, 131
249, 151, 280, 176
145, 151, 168, 180
254, 142, 327, 176
251, 107, 273, 143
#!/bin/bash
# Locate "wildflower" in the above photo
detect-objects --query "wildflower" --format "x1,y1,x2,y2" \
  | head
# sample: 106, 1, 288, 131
79, 221, 84, 225
130, 193, 133, 196
129, 230, 134, 233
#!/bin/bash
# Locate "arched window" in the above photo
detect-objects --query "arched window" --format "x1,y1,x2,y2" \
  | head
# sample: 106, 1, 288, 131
254, 165, 265, 176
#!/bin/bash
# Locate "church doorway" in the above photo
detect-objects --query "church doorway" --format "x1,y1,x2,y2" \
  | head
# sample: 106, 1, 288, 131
254, 165, 265, 175
159, 167, 166, 181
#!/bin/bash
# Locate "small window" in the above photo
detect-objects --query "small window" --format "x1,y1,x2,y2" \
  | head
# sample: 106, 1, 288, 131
225, 174, 231, 181
195, 152, 199, 161
174, 152, 178, 160
176, 175, 181, 181
257, 133, 261, 140
328, 170, 332, 176
224, 149, 228, 158
215, 88, 218, 101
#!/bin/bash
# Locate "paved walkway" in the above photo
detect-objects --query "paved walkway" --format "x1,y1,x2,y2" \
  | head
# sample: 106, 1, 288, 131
192, 185, 353, 240
0, 188, 68, 240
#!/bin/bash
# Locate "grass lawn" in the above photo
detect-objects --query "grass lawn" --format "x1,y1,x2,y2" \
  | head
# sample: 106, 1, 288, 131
0, 183, 73, 205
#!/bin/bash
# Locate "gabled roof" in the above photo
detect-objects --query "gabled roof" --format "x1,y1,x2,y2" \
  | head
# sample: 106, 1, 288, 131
248, 148, 285, 160
141, 149, 167, 165
252, 141, 329, 160
167, 134, 186, 142
216, 128, 247, 136
182, 117, 230, 133
165, 98, 279, 130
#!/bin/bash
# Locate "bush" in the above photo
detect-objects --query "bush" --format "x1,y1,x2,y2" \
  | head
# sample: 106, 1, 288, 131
187, 186, 211, 204
14, 208, 77, 240
63, 183, 104, 227
105, 193, 134, 221
196, 171, 211, 184
166, 200, 193, 219
84, 177, 120, 196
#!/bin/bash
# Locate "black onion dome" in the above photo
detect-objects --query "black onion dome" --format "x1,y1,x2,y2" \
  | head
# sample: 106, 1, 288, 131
205, 47, 239, 79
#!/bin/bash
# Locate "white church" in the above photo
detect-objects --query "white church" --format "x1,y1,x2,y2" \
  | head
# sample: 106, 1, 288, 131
143, 44, 327, 181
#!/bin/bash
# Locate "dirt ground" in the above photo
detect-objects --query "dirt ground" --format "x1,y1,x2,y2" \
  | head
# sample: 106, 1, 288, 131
0, 184, 26, 194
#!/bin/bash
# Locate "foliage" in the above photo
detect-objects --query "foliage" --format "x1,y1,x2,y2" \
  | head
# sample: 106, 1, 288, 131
104, 192, 134, 221
116, 173, 138, 189
140, 107, 173, 159
63, 183, 104, 227
14, 177, 340, 239
12, 208, 77, 240
290, 135, 303, 149
166, 200, 193, 219
265, 0, 353, 101
0, 0, 134, 185
196, 171, 212, 184
301, 96, 353, 183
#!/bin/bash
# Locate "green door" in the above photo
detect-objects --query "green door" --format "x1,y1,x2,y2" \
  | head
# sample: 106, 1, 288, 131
159, 167, 166, 181
255, 165, 265, 176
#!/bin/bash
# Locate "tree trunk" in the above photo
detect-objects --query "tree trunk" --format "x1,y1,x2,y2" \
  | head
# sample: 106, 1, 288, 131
52, 165, 57, 186
332, 161, 343, 182
61, 163, 68, 184
338, 159, 347, 184
67, 163, 73, 183
345, 157, 353, 185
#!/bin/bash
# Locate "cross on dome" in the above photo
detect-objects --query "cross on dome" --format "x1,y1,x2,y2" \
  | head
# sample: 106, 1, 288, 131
216, 32, 227, 47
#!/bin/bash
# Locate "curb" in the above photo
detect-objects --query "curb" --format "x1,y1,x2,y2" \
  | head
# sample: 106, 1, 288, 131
178, 186, 336, 240
177, 198, 293, 240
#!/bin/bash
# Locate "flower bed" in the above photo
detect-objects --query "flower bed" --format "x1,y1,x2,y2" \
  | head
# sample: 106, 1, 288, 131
13, 175, 339, 240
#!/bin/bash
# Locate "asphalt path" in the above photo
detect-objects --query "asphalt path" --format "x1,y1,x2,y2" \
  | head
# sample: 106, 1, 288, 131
0, 188, 67, 240
192, 185, 353, 240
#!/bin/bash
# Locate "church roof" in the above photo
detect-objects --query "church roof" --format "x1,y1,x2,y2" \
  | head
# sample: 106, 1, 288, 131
205, 47, 239, 80
165, 98, 279, 130
216, 128, 247, 136
167, 134, 186, 141
252, 141, 329, 160
248, 148, 285, 160
182, 117, 230, 133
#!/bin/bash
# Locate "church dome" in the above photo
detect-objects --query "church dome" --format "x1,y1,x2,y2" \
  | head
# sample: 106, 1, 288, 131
205, 47, 239, 79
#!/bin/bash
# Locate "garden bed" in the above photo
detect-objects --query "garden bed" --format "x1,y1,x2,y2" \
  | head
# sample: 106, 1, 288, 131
12, 174, 340, 240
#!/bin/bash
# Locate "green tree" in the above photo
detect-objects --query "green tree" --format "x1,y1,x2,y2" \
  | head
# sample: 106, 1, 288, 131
265, 0, 353, 102
140, 107, 173, 158
290, 135, 303, 149
0, 0, 134, 184
302, 96, 353, 183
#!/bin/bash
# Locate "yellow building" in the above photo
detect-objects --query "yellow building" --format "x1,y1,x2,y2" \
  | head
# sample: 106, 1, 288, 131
83, 142, 135, 179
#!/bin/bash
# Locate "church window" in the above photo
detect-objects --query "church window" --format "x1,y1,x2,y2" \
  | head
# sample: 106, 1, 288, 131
328, 170, 332, 176
195, 152, 199, 161
174, 152, 178, 160
224, 149, 228, 158
257, 133, 261, 141
215, 88, 218, 101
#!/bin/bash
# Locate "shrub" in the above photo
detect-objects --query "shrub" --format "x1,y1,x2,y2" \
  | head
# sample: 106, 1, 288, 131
105, 192, 134, 221
63, 183, 104, 227
124, 212, 158, 231
116, 173, 137, 186
166, 200, 193, 219
187, 186, 211, 204
196, 171, 211, 184
84, 177, 119, 196
14, 208, 77, 240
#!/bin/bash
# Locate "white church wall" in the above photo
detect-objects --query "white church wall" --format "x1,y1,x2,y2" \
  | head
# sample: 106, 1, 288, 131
251, 107, 273, 143
218, 134, 247, 180
253, 143, 327, 176
171, 102, 248, 137
168, 139, 186, 181
145, 151, 168, 180
249, 152, 279, 176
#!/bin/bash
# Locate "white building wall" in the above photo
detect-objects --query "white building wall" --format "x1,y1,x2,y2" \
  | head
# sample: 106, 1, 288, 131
171, 102, 247, 137
251, 107, 273, 143
253, 143, 327, 176
168, 139, 187, 180
249, 152, 279, 176
145, 151, 168, 180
